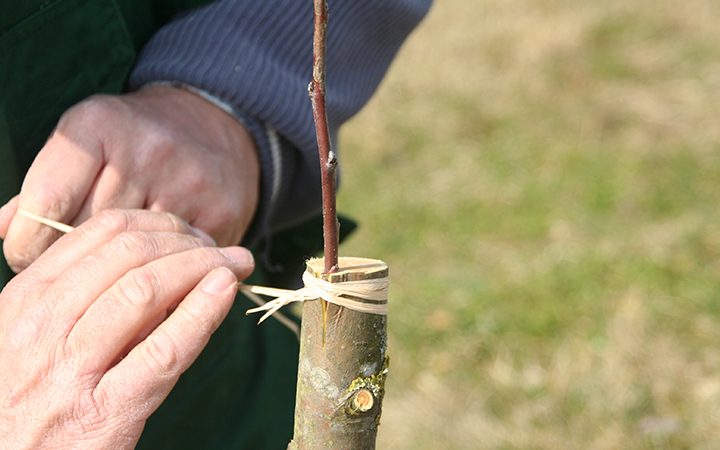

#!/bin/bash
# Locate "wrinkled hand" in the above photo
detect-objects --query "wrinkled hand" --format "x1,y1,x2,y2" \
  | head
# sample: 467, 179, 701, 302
0, 210, 253, 449
0, 85, 259, 273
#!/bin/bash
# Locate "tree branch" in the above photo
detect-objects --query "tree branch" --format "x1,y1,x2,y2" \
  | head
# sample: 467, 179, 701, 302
309, 0, 339, 274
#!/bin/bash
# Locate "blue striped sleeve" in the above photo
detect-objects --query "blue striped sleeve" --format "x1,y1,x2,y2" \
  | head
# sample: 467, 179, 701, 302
129, 0, 432, 245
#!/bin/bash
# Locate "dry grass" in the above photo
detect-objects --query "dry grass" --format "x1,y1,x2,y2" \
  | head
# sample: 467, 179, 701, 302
338, 0, 720, 448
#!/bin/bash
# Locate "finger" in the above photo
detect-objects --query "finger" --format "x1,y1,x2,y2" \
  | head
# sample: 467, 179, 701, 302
71, 166, 146, 226
29, 209, 215, 284
0, 195, 19, 240
148, 187, 250, 247
94, 266, 238, 421
39, 231, 209, 340
4, 131, 103, 271
67, 245, 252, 374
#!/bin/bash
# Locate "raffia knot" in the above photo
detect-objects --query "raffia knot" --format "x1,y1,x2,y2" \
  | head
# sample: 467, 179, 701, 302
242, 259, 389, 325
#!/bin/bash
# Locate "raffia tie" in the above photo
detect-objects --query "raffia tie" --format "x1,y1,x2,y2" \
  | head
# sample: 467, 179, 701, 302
243, 270, 388, 325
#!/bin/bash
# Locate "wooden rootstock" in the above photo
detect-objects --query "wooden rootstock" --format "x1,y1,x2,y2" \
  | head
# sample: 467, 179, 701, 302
288, 257, 389, 450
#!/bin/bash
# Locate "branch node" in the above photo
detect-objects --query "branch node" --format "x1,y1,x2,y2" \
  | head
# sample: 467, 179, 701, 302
327, 151, 338, 170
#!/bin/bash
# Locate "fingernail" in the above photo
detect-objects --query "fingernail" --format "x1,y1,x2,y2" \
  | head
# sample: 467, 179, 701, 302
220, 247, 254, 267
190, 226, 216, 246
201, 267, 237, 294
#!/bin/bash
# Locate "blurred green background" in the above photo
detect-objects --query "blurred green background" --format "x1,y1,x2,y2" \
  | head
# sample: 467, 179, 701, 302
337, 0, 720, 448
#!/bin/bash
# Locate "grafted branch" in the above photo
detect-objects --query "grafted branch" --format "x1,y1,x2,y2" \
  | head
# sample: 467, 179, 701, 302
309, 0, 339, 274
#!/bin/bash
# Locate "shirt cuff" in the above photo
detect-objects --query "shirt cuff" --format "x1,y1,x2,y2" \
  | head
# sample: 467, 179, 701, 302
133, 81, 282, 247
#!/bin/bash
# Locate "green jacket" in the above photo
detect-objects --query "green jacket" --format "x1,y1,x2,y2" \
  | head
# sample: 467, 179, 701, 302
0, 2, 301, 448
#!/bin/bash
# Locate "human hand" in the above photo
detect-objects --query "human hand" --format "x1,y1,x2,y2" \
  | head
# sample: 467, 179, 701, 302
0, 209, 253, 449
0, 84, 259, 273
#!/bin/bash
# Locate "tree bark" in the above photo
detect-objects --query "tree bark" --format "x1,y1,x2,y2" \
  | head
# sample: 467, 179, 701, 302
288, 257, 389, 450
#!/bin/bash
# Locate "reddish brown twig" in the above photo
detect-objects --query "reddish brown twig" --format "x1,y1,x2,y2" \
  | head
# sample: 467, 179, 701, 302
309, 0, 339, 274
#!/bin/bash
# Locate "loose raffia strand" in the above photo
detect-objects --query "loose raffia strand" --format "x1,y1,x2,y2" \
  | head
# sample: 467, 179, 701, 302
242, 290, 300, 339
18, 209, 75, 233
310, 0, 339, 274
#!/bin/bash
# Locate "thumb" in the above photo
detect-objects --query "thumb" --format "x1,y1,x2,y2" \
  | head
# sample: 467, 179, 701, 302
0, 195, 19, 240
4, 128, 102, 272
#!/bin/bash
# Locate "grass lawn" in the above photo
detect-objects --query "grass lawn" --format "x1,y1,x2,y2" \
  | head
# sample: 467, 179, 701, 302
338, 0, 720, 448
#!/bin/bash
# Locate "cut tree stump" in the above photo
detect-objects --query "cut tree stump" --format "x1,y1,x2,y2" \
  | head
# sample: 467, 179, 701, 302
288, 256, 389, 450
